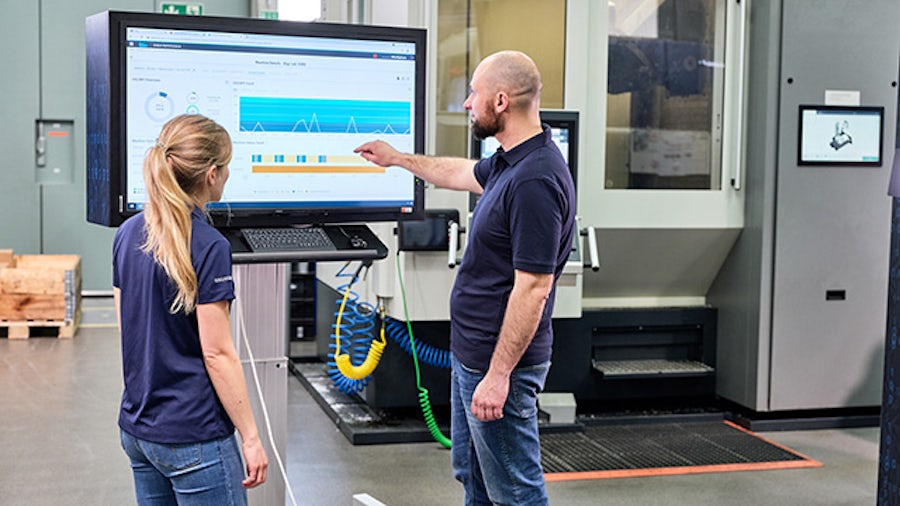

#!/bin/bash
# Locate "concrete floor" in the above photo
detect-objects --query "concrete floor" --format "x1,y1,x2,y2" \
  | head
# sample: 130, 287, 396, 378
0, 298, 881, 505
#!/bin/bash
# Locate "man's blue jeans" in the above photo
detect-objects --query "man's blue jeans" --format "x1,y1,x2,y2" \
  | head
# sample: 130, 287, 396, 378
120, 429, 247, 506
450, 355, 550, 506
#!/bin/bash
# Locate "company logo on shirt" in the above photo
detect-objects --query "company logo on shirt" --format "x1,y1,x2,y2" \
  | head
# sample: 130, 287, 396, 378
214, 275, 233, 284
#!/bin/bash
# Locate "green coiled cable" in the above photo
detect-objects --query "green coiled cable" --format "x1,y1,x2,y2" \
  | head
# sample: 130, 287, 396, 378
396, 252, 452, 449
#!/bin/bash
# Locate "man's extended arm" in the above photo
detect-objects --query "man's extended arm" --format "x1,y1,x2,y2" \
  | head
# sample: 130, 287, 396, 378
355, 140, 482, 194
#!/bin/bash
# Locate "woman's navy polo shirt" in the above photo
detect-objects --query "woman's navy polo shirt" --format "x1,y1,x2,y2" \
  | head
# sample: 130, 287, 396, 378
113, 208, 235, 444
450, 126, 576, 371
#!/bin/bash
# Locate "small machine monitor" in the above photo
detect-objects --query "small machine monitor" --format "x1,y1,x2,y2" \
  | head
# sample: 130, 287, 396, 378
797, 105, 884, 166
471, 110, 578, 186
469, 110, 578, 211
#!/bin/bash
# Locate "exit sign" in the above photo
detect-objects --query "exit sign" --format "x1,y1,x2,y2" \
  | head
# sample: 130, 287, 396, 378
159, 3, 204, 15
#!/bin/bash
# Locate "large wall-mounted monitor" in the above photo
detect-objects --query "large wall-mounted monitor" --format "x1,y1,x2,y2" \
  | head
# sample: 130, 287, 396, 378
797, 105, 884, 166
86, 10, 425, 228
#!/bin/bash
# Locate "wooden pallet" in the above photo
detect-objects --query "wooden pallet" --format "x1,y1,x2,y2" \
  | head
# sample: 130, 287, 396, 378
0, 252, 81, 337
0, 311, 80, 339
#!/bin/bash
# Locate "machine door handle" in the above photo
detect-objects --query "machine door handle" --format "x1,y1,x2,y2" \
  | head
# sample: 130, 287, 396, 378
581, 226, 600, 271
448, 221, 459, 268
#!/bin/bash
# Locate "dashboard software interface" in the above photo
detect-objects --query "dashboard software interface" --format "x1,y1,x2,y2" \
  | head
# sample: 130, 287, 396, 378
798, 106, 883, 165
125, 26, 418, 213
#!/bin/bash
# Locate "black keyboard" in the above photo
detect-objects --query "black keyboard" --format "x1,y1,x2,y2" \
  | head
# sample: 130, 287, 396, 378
241, 227, 337, 252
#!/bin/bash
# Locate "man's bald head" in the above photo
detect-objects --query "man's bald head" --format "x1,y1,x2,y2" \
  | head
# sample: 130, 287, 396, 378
475, 50, 543, 112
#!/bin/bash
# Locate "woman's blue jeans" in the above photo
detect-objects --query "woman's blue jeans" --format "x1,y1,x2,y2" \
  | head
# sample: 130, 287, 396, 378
120, 429, 247, 506
450, 355, 550, 506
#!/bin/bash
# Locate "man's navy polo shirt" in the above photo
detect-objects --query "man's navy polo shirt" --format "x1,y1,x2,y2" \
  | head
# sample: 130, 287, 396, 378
450, 125, 576, 371
113, 208, 236, 444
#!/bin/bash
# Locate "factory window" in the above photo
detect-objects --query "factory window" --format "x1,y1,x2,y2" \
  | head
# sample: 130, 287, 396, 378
605, 0, 725, 190
435, 0, 566, 158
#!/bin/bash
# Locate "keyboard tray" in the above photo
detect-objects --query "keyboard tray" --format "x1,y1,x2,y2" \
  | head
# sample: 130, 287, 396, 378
221, 224, 388, 264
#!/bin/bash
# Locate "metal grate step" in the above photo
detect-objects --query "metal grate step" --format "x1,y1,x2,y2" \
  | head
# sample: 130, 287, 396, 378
540, 421, 812, 474
592, 359, 714, 379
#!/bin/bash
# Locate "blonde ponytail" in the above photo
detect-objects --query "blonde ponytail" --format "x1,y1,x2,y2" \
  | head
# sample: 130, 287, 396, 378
141, 115, 232, 314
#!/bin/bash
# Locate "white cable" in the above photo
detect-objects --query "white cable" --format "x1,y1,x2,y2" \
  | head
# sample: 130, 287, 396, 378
233, 280, 299, 506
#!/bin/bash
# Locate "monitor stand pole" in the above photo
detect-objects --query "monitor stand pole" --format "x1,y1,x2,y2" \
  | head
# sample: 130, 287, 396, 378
232, 263, 290, 506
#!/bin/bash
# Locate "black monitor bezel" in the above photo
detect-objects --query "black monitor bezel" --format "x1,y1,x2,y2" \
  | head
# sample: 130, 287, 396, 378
796, 104, 885, 167
88, 10, 425, 228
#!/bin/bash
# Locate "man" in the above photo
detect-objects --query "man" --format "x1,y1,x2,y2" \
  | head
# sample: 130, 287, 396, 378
355, 50, 575, 506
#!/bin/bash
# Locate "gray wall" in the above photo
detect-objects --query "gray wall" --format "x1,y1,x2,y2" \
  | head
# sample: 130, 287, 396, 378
709, 0, 900, 411
0, 0, 249, 292
0, 3, 41, 257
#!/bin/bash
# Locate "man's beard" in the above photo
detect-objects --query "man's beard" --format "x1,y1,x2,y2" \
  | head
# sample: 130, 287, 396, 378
471, 110, 503, 141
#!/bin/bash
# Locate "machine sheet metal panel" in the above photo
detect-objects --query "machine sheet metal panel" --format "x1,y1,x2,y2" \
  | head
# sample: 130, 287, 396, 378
770, 0, 900, 410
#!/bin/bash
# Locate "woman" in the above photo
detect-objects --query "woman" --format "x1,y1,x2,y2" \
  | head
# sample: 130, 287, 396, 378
113, 114, 268, 505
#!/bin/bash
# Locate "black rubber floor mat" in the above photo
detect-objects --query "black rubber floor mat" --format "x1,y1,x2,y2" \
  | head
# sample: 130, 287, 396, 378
541, 421, 821, 481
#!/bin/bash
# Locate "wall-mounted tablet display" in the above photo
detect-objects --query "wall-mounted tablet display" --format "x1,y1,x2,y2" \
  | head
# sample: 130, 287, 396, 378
798, 105, 884, 166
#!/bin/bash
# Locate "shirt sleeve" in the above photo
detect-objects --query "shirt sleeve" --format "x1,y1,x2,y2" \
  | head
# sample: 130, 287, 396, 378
508, 177, 565, 274
112, 222, 129, 288
195, 237, 235, 305
473, 157, 491, 189
112, 226, 124, 289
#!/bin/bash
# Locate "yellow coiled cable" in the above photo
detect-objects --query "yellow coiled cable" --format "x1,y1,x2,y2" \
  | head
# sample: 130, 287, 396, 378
333, 268, 386, 380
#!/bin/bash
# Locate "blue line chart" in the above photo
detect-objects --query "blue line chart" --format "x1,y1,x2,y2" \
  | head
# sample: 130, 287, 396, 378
239, 97, 411, 134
